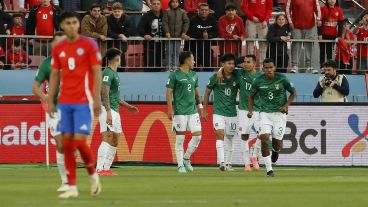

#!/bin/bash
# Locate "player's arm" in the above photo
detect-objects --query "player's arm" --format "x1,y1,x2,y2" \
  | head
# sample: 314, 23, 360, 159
48, 68, 60, 116
195, 87, 203, 117
119, 99, 139, 113
101, 84, 113, 125
202, 88, 212, 121
280, 79, 297, 113
248, 93, 255, 118
92, 65, 102, 116
32, 80, 47, 102
166, 88, 174, 121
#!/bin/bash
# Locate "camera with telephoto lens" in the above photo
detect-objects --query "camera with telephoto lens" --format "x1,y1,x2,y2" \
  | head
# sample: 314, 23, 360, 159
324, 76, 332, 87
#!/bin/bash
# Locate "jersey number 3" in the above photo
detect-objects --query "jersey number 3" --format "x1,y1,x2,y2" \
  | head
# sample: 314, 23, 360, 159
68, 57, 76, 70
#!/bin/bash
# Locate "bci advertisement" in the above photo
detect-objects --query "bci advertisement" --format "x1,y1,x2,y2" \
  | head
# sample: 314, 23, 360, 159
0, 103, 367, 166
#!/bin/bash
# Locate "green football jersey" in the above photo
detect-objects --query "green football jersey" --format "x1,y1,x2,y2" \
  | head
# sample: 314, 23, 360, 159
102, 67, 120, 112
207, 73, 239, 117
234, 68, 262, 111
251, 73, 296, 113
167, 69, 199, 115
34, 56, 59, 105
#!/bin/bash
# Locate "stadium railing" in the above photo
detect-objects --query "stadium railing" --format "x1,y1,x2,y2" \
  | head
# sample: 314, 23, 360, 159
1, 35, 368, 74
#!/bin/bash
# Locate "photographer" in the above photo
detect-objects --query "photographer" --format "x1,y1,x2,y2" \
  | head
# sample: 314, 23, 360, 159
313, 60, 349, 102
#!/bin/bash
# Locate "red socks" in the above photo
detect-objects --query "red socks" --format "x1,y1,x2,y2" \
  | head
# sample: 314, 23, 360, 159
63, 139, 96, 186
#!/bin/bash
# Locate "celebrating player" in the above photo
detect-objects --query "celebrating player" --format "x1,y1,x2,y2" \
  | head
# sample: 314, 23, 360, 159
248, 58, 296, 177
96, 48, 139, 176
203, 53, 239, 171
48, 12, 102, 198
217, 55, 262, 171
166, 51, 203, 173
32, 31, 68, 192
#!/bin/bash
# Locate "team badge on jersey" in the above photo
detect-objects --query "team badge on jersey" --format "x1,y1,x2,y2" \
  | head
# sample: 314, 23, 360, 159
192, 77, 196, 81
275, 84, 280, 90
77, 48, 84, 56
335, 12, 339, 16
233, 81, 236, 87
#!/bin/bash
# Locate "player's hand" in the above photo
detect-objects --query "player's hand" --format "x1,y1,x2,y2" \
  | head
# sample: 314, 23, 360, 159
202, 110, 208, 121
144, 35, 153, 41
198, 108, 203, 117
128, 105, 139, 113
247, 111, 253, 118
48, 103, 57, 118
168, 110, 174, 121
106, 110, 113, 126
93, 99, 101, 117
216, 67, 224, 83
279, 106, 288, 114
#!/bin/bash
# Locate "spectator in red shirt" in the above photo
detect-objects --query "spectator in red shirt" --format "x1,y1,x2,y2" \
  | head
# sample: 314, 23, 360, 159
6, 40, 31, 70
0, 45, 5, 69
218, 3, 245, 56
241, 0, 273, 63
318, 0, 344, 69
18, 0, 59, 11
286, 0, 321, 73
26, 0, 61, 57
353, 12, 368, 74
8, 13, 26, 48
335, 19, 354, 74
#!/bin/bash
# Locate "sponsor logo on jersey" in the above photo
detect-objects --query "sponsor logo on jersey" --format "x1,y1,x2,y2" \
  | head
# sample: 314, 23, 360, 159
80, 124, 88, 130
59, 51, 66, 58
179, 79, 187, 81
77, 48, 84, 56
260, 86, 268, 89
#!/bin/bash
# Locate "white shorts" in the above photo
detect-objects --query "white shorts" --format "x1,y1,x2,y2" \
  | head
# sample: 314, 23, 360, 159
99, 106, 122, 133
46, 111, 61, 137
173, 113, 202, 132
259, 112, 287, 140
213, 114, 238, 136
238, 110, 260, 135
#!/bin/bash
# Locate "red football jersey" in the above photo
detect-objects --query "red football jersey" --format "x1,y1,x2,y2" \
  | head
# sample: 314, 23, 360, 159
321, 6, 344, 37
8, 26, 26, 47
51, 36, 102, 104
356, 27, 368, 57
36, 5, 54, 36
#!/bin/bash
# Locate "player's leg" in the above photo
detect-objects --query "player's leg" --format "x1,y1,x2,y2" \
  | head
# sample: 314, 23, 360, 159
270, 113, 287, 163
224, 116, 237, 171
259, 112, 274, 177
173, 115, 187, 173
238, 110, 251, 171
47, 111, 68, 191
214, 115, 226, 171
72, 104, 101, 196
183, 113, 202, 172
96, 106, 111, 173
250, 112, 261, 170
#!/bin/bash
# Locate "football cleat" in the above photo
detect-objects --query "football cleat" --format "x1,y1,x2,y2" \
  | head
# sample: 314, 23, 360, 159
183, 159, 194, 172
178, 166, 187, 173
103, 170, 118, 176
267, 170, 275, 177
271, 150, 279, 163
58, 189, 79, 199
219, 163, 226, 171
90, 174, 102, 197
57, 183, 69, 192
245, 164, 251, 172
251, 157, 260, 170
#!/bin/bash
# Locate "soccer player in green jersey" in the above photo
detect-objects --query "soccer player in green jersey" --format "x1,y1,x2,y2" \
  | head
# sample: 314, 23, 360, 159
248, 58, 297, 177
218, 55, 263, 171
96, 48, 139, 176
203, 53, 239, 171
166, 51, 203, 173
32, 31, 69, 192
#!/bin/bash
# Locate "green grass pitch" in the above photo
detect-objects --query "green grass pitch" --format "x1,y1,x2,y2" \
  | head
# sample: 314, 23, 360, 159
1, 165, 367, 207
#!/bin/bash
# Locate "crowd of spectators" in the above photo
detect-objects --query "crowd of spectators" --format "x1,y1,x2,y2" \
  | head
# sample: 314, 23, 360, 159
0, 0, 366, 74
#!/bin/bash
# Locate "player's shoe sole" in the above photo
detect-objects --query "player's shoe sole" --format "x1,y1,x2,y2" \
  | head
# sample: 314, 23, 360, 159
90, 174, 102, 196
251, 157, 260, 170
271, 151, 279, 163
58, 190, 79, 199
267, 170, 275, 177
57, 183, 69, 192
178, 166, 187, 173
183, 159, 194, 172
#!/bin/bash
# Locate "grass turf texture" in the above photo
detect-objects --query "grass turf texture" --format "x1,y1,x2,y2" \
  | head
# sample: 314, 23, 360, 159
0, 165, 367, 207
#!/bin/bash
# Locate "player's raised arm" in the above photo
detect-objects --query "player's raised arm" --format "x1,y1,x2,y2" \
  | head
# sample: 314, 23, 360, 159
92, 64, 102, 116
166, 88, 174, 121
202, 88, 212, 121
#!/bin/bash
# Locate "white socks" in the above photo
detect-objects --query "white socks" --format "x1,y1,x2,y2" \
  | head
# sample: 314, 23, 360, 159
56, 151, 68, 184
263, 155, 273, 172
175, 135, 185, 167
96, 141, 117, 170
252, 138, 261, 158
184, 136, 201, 160
241, 139, 250, 166
216, 140, 225, 164
224, 136, 233, 165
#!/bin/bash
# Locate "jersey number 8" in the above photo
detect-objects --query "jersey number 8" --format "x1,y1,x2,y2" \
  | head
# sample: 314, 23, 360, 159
68, 57, 76, 70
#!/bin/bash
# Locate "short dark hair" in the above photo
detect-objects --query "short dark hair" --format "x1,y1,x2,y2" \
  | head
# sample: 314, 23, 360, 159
106, 48, 122, 62
112, 2, 123, 10
90, 3, 101, 11
199, 3, 209, 8
245, 54, 257, 63
323, 60, 338, 69
179, 51, 193, 65
235, 56, 245, 65
263, 58, 275, 66
221, 53, 236, 63
60, 12, 80, 23
225, 3, 237, 11
13, 40, 22, 47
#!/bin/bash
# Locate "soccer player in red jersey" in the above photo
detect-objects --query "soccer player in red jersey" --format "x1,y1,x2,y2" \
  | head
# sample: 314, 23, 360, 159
47, 12, 102, 199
